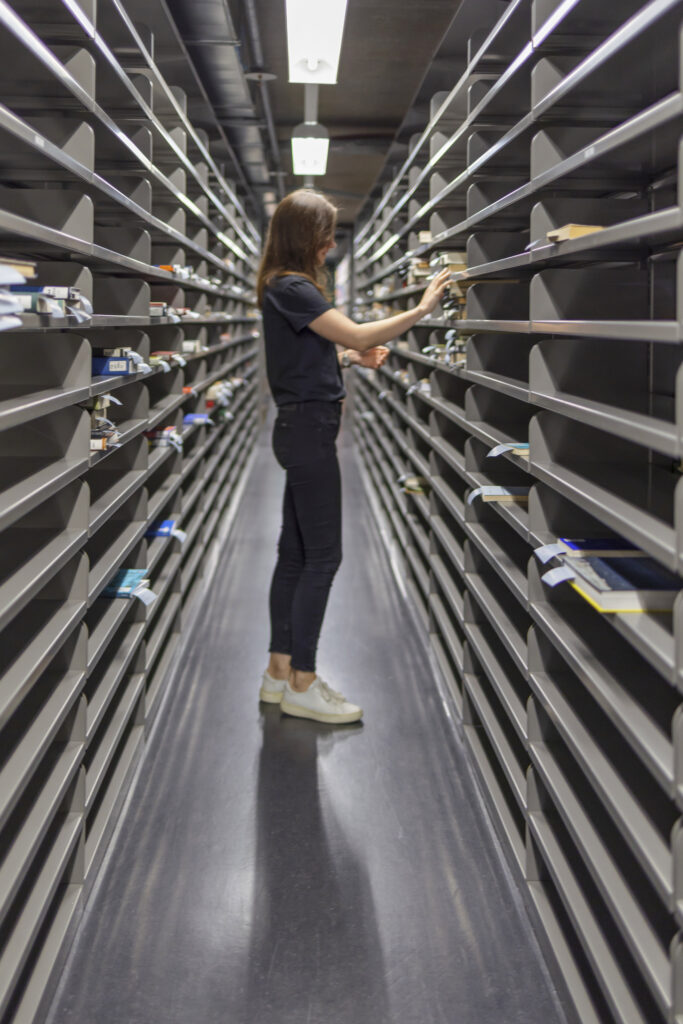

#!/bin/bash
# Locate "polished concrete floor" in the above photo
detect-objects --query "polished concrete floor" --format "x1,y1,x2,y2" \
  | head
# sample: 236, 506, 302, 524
46, 417, 567, 1024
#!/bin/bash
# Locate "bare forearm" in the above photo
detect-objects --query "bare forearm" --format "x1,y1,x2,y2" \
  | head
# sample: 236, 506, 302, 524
353, 305, 426, 351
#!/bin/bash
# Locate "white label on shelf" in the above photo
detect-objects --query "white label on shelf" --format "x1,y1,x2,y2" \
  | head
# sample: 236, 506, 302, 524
128, 351, 144, 365
171, 528, 187, 544
66, 304, 91, 323
541, 565, 576, 587
132, 586, 157, 605
534, 543, 565, 563
138, 363, 152, 374
105, 394, 123, 406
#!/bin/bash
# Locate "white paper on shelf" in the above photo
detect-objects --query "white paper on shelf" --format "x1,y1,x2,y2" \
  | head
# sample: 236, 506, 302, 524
171, 528, 187, 543
66, 304, 91, 323
42, 297, 66, 317
132, 586, 157, 606
0, 315, 21, 331
103, 394, 123, 406
78, 295, 93, 314
0, 292, 24, 314
138, 362, 152, 374
171, 355, 187, 367
128, 350, 144, 365
0, 266, 26, 285
156, 359, 171, 372
534, 542, 565, 563
487, 443, 514, 457
542, 565, 576, 587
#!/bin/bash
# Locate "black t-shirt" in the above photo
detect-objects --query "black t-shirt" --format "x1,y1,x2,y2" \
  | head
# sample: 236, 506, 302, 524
262, 274, 346, 406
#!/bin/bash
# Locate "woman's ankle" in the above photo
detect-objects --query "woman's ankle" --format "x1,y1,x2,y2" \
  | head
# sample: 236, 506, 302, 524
268, 652, 291, 680
290, 670, 316, 693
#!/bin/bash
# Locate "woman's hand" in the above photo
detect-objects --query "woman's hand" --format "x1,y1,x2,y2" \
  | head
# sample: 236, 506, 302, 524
358, 346, 389, 369
417, 268, 451, 316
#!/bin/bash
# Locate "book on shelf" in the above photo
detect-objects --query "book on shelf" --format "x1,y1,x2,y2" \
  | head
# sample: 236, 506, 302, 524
145, 425, 183, 449
468, 485, 530, 505
90, 427, 120, 451
182, 338, 208, 354
488, 442, 530, 459
103, 570, 157, 605
546, 223, 604, 242
545, 555, 681, 613
92, 355, 136, 376
145, 518, 188, 543
558, 537, 644, 558
150, 350, 187, 367
398, 474, 430, 496
183, 412, 213, 426
0, 255, 36, 280
10, 284, 81, 299
149, 301, 168, 317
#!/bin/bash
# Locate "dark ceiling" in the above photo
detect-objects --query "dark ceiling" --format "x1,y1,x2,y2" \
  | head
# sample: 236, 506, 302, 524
241, 0, 460, 224
159, 0, 461, 232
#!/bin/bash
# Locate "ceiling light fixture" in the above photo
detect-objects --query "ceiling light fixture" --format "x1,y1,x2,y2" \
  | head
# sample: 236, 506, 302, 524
285, 0, 348, 84
291, 122, 329, 176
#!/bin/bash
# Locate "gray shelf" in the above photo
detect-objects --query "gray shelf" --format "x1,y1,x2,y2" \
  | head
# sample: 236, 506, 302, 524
0, 2, 261, 1018
352, 4, 683, 1022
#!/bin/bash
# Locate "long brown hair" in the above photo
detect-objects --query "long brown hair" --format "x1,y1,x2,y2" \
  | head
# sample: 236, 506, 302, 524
257, 188, 337, 305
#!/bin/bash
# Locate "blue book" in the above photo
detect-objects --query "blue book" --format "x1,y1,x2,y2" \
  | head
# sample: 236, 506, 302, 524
102, 568, 149, 598
558, 537, 642, 557
569, 556, 681, 612
92, 355, 135, 376
183, 413, 211, 425
145, 519, 175, 538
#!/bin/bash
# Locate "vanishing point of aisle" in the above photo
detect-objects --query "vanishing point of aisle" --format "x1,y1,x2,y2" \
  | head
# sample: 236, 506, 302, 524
46, 419, 567, 1024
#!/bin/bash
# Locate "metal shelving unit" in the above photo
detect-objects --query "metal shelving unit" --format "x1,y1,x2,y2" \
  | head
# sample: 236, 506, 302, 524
352, 2, 683, 1022
0, 1, 261, 1020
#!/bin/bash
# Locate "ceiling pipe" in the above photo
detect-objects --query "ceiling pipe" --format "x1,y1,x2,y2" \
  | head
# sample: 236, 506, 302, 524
241, 0, 286, 200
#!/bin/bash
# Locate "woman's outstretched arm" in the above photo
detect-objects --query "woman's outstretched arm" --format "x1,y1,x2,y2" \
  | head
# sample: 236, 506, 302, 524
309, 268, 451, 353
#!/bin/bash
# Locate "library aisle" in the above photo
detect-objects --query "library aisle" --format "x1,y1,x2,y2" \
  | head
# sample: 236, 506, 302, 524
45, 419, 566, 1024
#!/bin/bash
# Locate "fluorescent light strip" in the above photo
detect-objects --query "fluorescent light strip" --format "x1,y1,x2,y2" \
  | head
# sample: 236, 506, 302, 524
286, 0, 348, 84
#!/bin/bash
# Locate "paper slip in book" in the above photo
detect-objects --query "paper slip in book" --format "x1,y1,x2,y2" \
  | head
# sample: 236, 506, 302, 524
564, 556, 680, 612
546, 223, 604, 243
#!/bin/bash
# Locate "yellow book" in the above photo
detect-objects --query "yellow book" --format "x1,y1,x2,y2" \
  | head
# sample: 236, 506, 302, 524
546, 223, 604, 242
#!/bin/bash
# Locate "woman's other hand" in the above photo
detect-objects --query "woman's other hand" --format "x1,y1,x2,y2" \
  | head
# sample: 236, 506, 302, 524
418, 268, 451, 316
358, 346, 389, 369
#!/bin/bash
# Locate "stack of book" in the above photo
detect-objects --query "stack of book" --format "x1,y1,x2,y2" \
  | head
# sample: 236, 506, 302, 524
145, 425, 183, 451
206, 380, 234, 409
9, 283, 92, 320
85, 393, 122, 452
538, 536, 682, 612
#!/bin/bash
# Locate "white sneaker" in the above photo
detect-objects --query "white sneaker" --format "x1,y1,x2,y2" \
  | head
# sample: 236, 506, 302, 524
259, 670, 287, 704
280, 677, 363, 724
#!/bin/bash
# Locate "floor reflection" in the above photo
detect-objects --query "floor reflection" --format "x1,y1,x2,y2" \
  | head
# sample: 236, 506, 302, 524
245, 706, 391, 1024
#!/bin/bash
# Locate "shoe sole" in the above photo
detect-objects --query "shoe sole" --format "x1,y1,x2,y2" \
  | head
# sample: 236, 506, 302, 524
280, 699, 363, 724
259, 688, 284, 704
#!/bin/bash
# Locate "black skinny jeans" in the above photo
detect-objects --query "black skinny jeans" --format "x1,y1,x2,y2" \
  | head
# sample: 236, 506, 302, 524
269, 400, 343, 673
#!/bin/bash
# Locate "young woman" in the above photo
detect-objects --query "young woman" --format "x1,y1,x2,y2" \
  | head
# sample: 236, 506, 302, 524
257, 188, 451, 724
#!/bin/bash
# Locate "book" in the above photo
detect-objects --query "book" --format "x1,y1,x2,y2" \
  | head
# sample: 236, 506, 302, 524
0, 256, 36, 279
557, 537, 644, 558
149, 301, 168, 317
10, 284, 80, 300
92, 355, 135, 376
182, 339, 208, 354
145, 519, 176, 538
102, 568, 149, 597
567, 555, 681, 612
546, 223, 604, 242
13, 293, 69, 314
